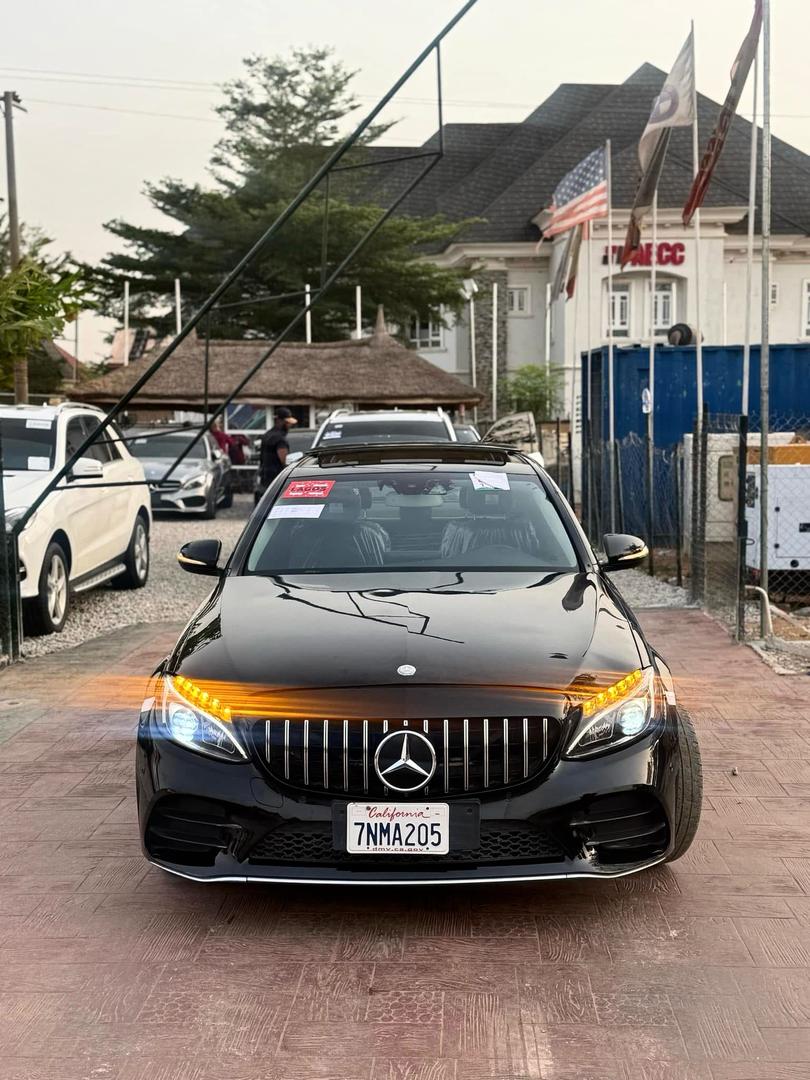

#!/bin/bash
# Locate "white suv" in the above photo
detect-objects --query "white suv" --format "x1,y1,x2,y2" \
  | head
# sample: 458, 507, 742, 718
312, 409, 458, 448
1, 403, 151, 634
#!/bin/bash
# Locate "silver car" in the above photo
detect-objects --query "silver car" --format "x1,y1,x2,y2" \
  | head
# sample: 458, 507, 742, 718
127, 428, 233, 519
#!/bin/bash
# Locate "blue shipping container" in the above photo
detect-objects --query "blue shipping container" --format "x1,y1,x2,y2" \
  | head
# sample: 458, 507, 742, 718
582, 343, 810, 446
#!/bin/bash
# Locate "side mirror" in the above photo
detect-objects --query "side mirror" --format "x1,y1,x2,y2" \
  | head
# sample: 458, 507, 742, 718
69, 457, 104, 480
600, 533, 649, 571
177, 539, 223, 576
212, 448, 223, 461
287, 451, 303, 464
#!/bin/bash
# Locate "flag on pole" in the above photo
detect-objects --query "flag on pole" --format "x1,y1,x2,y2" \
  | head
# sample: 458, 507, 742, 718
621, 31, 695, 265
542, 147, 608, 239
551, 224, 584, 300
683, 0, 763, 226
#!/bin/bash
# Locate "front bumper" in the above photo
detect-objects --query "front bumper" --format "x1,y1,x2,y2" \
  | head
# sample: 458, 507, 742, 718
137, 706, 680, 885
149, 484, 210, 513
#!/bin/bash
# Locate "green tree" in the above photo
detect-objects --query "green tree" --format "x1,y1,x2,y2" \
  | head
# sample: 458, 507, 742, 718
503, 364, 565, 423
0, 260, 84, 400
91, 47, 468, 342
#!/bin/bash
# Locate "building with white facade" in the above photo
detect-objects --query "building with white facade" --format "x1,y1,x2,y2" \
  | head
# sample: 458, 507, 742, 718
376, 64, 810, 424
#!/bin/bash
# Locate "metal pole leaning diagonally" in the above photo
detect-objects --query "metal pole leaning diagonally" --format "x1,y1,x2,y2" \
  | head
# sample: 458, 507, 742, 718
11, 0, 480, 540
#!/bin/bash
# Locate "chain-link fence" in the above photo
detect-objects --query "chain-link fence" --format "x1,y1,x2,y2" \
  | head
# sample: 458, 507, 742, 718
582, 411, 810, 653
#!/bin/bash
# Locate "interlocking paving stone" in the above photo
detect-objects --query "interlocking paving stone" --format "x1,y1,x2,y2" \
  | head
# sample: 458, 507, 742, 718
0, 610, 809, 1078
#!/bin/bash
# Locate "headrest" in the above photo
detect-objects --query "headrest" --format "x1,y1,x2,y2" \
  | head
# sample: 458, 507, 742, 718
460, 488, 513, 516
323, 487, 370, 516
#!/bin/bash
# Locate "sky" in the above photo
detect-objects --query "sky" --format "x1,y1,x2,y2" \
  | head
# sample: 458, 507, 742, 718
4, 0, 808, 363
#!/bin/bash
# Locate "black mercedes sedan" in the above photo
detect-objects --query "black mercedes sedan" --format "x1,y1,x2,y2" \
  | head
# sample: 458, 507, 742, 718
136, 442, 702, 884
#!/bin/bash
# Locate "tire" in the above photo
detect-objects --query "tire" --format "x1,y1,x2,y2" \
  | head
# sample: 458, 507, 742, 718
201, 486, 217, 520
26, 541, 70, 635
220, 481, 234, 509
665, 705, 703, 862
113, 514, 150, 590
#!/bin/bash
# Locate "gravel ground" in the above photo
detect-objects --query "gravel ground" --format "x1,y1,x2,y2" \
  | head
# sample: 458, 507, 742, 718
19, 499, 691, 659
610, 568, 691, 611
20, 495, 254, 660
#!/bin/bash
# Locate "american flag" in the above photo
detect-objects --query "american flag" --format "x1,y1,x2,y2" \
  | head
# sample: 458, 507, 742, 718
543, 147, 608, 238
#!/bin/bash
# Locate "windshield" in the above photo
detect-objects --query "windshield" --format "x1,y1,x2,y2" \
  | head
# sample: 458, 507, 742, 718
128, 433, 207, 461
246, 469, 578, 575
0, 417, 56, 471
318, 419, 450, 445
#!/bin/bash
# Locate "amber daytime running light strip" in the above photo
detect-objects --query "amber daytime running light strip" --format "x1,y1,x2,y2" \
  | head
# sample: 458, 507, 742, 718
144, 671, 647, 724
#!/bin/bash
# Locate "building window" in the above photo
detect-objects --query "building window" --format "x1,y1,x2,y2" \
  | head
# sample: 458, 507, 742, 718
653, 282, 675, 332
771, 282, 780, 307
507, 286, 531, 316
409, 315, 443, 349
609, 284, 630, 337
803, 281, 810, 337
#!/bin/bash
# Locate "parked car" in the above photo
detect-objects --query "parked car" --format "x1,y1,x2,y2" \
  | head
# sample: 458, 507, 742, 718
453, 423, 481, 443
1, 402, 151, 635
311, 408, 457, 448
137, 441, 701, 884
127, 427, 232, 519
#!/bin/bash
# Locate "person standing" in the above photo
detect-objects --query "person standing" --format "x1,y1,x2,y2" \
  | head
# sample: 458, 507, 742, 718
257, 406, 298, 503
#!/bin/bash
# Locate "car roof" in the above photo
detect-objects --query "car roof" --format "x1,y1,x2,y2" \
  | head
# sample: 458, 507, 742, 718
324, 411, 447, 423
0, 402, 103, 420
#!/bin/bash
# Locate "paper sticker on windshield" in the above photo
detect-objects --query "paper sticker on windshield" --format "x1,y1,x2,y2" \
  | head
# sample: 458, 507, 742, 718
283, 479, 335, 499
269, 504, 325, 519
27, 456, 50, 471
470, 470, 510, 491
322, 431, 341, 440
26, 419, 53, 430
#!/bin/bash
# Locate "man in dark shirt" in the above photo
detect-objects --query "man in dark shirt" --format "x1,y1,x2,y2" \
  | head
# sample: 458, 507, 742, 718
256, 407, 298, 502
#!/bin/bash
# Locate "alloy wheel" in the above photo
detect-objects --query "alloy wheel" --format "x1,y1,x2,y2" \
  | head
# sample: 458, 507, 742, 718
134, 521, 149, 580
46, 555, 67, 623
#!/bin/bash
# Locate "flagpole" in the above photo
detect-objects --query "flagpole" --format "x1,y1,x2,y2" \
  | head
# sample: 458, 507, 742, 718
743, 47, 759, 417
606, 138, 616, 532
647, 189, 658, 575
759, 0, 771, 632
690, 21, 704, 428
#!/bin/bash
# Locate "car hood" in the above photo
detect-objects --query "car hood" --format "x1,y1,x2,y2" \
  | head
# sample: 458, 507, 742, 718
171, 571, 645, 694
2, 470, 53, 509
137, 457, 207, 482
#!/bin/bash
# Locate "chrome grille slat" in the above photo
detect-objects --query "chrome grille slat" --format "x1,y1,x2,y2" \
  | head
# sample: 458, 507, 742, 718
362, 720, 369, 793
259, 715, 558, 797
343, 720, 349, 792
463, 718, 469, 792
443, 718, 449, 794
483, 718, 489, 787
322, 720, 329, 789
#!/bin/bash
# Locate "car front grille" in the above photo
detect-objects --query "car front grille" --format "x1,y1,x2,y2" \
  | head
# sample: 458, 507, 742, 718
252, 715, 561, 798
248, 820, 565, 866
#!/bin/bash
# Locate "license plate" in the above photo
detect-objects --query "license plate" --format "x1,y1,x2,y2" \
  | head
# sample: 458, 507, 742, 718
346, 802, 449, 855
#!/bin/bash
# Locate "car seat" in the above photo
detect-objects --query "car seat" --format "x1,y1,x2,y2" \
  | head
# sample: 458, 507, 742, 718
440, 488, 540, 559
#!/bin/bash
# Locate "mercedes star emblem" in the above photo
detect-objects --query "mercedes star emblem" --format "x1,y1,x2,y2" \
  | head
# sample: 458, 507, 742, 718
374, 730, 437, 792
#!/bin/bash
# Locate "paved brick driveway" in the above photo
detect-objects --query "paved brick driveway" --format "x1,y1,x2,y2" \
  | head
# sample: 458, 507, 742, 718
0, 610, 809, 1080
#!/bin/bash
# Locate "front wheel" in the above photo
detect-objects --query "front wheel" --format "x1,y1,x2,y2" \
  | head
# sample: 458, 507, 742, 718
26, 542, 70, 635
220, 480, 233, 509
665, 706, 703, 862
201, 486, 217, 520
113, 515, 150, 589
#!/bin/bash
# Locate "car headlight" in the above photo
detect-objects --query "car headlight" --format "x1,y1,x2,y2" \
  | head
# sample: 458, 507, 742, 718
5, 506, 34, 531
160, 675, 246, 761
565, 668, 655, 758
181, 473, 209, 490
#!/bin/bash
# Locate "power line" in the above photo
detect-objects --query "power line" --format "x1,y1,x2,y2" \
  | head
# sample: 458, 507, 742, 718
26, 98, 221, 124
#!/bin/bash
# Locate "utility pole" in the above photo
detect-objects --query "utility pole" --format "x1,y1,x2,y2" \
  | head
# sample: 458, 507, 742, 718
4, 91, 27, 403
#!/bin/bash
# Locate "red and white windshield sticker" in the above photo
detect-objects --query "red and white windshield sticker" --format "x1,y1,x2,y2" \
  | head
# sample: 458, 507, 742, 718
282, 479, 335, 499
